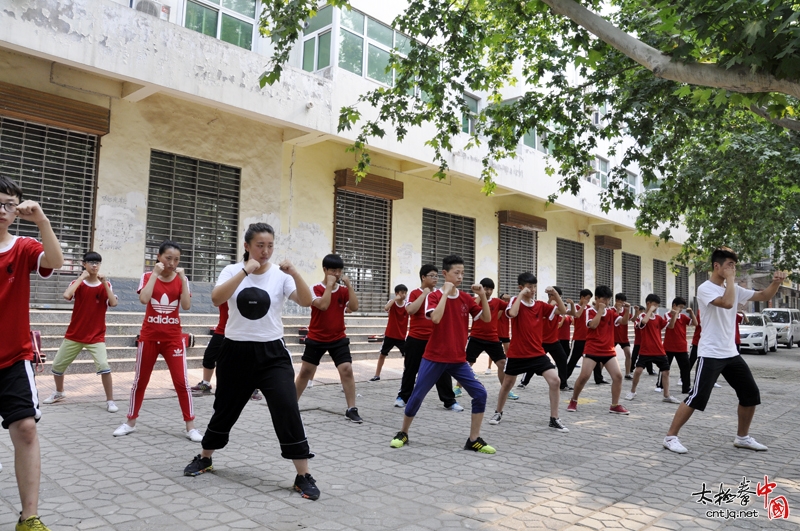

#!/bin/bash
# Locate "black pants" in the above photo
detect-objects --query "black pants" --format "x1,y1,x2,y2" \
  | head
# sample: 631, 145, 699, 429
630, 344, 654, 375
397, 336, 456, 407
202, 339, 313, 460
522, 342, 569, 388
657, 351, 691, 394
566, 340, 604, 383
689, 344, 699, 371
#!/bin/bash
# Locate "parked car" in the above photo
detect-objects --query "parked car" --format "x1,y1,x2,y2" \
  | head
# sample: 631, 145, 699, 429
762, 308, 800, 348
739, 313, 778, 355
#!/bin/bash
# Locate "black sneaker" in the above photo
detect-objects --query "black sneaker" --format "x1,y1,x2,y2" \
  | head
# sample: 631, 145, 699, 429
595, 380, 610, 385
549, 417, 570, 432
345, 407, 363, 423
369, 375, 380, 381
184, 454, 213, 476
294, 473, 320, 500
464, 436, 496, 454
191, 381, 212, 395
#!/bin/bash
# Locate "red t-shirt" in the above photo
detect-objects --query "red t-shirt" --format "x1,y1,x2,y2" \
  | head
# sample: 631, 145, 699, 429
423, 289, 482, 363
691, 310, 701, 346
558, 315, 573, 341
407, 288, 434, 341
584, 306, 620, 357
573, 305, 589, 341
735, 313, 743, 345
507, 298, 552, 358
307, 283, 348, 343
138, 272, 189, 341
614, 308, 631, 344
384, 300, 409, 340
541, 305, 560, 344
214, 302, 229, 335
65, 280, 111, 344
637, 313, 667, 355
633, 320, 642, 345
663, 312, 691, 352
470, 297, 504, 342
0, 237, 54, 369
497, 303, 511, 339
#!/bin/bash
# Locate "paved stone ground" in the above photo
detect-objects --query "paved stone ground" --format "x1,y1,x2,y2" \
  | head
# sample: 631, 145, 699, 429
1, 350, 799, 531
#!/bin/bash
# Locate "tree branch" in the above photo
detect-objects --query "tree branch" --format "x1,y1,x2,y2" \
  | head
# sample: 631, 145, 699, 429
749, 105, 800, 132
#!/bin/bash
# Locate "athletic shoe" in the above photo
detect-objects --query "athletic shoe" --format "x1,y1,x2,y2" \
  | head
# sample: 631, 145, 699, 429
453, 387, 463, 397
390, 431, 409, 448
106, 401, 119, 413
507, 391, 519, 400
663, 436, 688, 454
516, 383, 526, 389
293, 473, 320, 500
42, 392, 65, 404
183, 454, 213, 476
369, 375, 380, 381
185, 428, 203, 442
250, 389, 262, 401
609, 404, 630, 415
445, 402, 465, 412
15, 515, 51, 531
662, 396, 681, 404
560, 385, 573, 391
484, 368, 493, 375
191, 381, 212, 395
624, 374, 633, 380
345, 407, 363, 423
112, 423, 136, 437
488, 411, 502, 425
394, 397, 406, 408
654, 387, 663, 392
678, 379, 683, 386
624, 392, 636, 400
464, 437, 496, 454
595, 380, 610, 385
549, 417, 569, 432
734, 436, 768, 451
567, 399, 577, 412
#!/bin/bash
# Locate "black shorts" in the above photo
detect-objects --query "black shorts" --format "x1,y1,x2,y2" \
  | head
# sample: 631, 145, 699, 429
465, 337, 507, 363
685, 356, 760, 412
616, 342, 631, 349
499, 337, 510, 344
584, 355, 614, 366
636, 355, 670, 372
202, 333, 225, 370
0, 360, 41, 429
301, 338, 352, 367
380, 337, 406, 356
504, 356, 556, 376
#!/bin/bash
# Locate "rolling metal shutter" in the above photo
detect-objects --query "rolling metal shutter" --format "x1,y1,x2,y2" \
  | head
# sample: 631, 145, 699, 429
145, 150, 240, 283
695, 270, 708, 293
556, 238, 584, 301
653, 259, 667, 303
0, 116, 97, 306
421, 209, 476, 288
621, 252, 641, 305
596, 246, 613, 291
498, 224, 537, 296
676, 265, 689, 301
334, 189, 391, 313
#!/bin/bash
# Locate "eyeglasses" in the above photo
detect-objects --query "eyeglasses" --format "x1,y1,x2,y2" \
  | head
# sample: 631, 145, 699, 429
86, 261, 101, 266
425, 273, 439, 279
0, 202, 18, 213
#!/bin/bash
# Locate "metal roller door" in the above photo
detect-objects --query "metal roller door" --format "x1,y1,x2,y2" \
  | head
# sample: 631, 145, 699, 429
596, 246, 613, 292
653, 259, 667, 303
499, 224, 537, 296
622, 252, 641, 305
421, 208, 476, 288
556, 238, 584, 301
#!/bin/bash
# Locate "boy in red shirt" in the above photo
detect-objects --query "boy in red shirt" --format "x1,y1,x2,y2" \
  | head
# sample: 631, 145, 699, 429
518, 286, 569, 389
489, 273, 569, 432
371, 284, 409, 381
656, 297, 697, 394
43, 252, 119, 412
565, 289, 607, 386
0, 175, 63, 531
614, 293, 634, 378
624, 294, 681, 403
295, 254, 362, 423
567, 285, 630, 414
390, 255, 495, 453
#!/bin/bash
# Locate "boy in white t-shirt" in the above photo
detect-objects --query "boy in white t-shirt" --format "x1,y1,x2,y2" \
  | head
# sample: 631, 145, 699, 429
663, 247, 787, 454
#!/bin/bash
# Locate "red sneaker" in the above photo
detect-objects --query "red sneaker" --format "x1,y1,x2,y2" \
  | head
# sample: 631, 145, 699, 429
567, 399, 578, 412
609, 404, 630, 415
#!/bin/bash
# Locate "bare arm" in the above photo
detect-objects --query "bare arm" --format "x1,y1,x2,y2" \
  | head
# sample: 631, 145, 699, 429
619, 303, 631, 326
709, 267, 737, 309
342, 276, 359, 312
281, 260, 313, 307
750, 271, 788, 302
587, 304, 604, 329
177, 268, 191, 311
430, 284, 451, 325
507, 291, 528, 318
16, 201, 64, 270
212, 259, 259, 306
666, 310, 679, 329
138, 264, 162, 305
100, 274, 118, 308
406, 288, 430, 315
547, 288, 567, 316
473, 284, 491, 323
63, 272, 89, 300
687, 307, 698, 327
312, 276, 337, 311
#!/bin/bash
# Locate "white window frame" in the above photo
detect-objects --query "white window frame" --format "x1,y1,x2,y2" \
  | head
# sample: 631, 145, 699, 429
461, 93, 479, 134
301, 5, 334, 72
183, 0, 258, 51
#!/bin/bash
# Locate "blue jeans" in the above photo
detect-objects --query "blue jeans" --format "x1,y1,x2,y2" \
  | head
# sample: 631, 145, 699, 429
405, 359, 487, 416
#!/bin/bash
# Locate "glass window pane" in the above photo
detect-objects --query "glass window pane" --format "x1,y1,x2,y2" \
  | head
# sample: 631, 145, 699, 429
303, 38, 316, 71
395, 33, 412, 55
339, 30, 363, 75
341, 9, 364, 34
185, 1, 218, 38
523, 129, 536, 149
465, 95, 479, 113
305, 5, 332, 34
221, 14, 252, 49
317, 31, 331, 69
367, 18, 393, 47
221, 0, 255, 18
367, 44, 392, 85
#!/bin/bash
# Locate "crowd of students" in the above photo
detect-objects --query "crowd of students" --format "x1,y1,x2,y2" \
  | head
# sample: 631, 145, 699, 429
0, 172, 789, 530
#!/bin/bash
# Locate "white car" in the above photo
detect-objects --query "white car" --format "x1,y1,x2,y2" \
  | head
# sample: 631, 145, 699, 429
762, 308, 800, 348
739, 313, 778, 355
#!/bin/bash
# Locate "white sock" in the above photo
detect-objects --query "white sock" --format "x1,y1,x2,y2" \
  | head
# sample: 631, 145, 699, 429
735, 434, 748, 441
201, 380, 210, 385
664, 435, 677, 442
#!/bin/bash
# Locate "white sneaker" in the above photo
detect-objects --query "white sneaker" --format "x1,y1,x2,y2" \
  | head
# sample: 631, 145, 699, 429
185, 429, 203, 443
713, 382, 722, 388
394, 397, 406, 408
113, 423, 136, 437
734, 436, 768, 451
106, 401, 119, 413
624, 392, 636, 400
488, 411, 503, 425
446, 402, 465, 412
43, 392, 65, 404
484, 368, 493, 375
308, 380, 314, 388
663, 436, 688, 454
654, 387, 663, 393
678, 379, 683, 386
0, 460, 3, 473
662, 396, 681, 404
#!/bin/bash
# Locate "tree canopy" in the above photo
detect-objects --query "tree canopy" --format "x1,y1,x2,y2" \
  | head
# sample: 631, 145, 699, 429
260, 0, 800, 271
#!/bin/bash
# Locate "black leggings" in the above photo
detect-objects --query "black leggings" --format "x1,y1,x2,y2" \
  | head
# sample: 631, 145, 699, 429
657, 351, 691, 394
566, 340, 604, 383
397, 336, 456, 407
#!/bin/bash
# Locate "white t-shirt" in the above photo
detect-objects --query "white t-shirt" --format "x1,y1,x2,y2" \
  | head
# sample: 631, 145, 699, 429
217, 263, 297, 342
696, 280, 754, 359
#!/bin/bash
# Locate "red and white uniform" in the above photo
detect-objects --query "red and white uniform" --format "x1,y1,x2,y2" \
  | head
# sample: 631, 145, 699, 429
0, 237, 53, 369
64, 280, 112, 344
636, 313, 668, 356
215, 302, 229, 335
423, 289, 482, 363
541, 305, 560, 344
663, 312, 691, 352
584, 306, 621, 356
384, 301, 409, 340
469, 297, 505, 342
572, 305, 589, 342
506, 298, 552, 358
558, 315, 573, 341
407, 288, 434, 341
735, 313, 743, 345
497, 303, 511, 340
691, 310, 701, 347
307, 283, 348, 343
614, 308, 630, 344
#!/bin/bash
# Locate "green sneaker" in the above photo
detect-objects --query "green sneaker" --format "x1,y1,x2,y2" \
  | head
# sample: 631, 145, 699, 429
453, 386, 463, 398
16, 515, 52, 531
464, 437, 496, 454
390, 431, 409, 448
507, 391, 519, 400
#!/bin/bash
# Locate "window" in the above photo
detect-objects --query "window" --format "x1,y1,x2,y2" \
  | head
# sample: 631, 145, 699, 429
624, 170, 638, 195
421, 209, 476, 288
334, 189, 391, 313
302, 5, 333, 71
537, 131, 552, 154
0, 116, 97, 305
185, 0, 257, 50
621, 252, 641, 305
695, 269, 709, 294
591, 103, 607, 126
556, 238, 584, 301
522, 129, 537, 149
596, 247, 613, 292
461, 94, 479, 134
676, 265, 689, 301
499, 225, 537, 297
145, 151, 240, 283
592, 157, 609, 188
653, 259, 667, 304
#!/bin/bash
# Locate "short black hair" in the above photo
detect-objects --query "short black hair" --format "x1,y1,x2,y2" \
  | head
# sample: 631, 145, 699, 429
394, 284, 408, 294
551, 285, 563, 296
322, 253, 344, 270
419, 264, 438, 279
0, 175, 23, 201
672, 297, 687, 307
615, 293, 627, 302
442, 254, 463, 271
645, 293, 661, 304
595, 285, 613, 299
480, 278, 495, 289
159, 240, 181, 255
83, 251, 102, 262
579, 288, 593, 298
517, 272, 537, 285
711, 247, 738, 267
